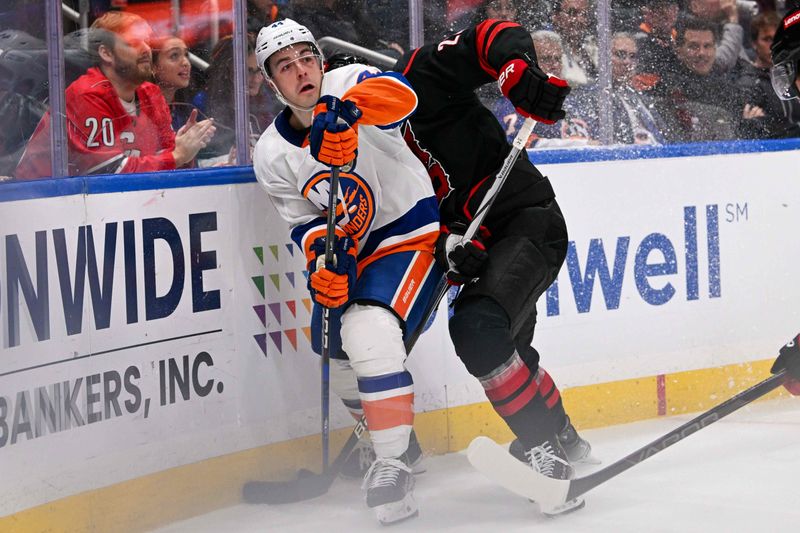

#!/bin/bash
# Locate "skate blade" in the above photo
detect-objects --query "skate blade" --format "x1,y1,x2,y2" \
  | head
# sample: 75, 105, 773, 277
411, 459, 427, 475
375, 493, 418, 525
542, 497, 585, 517
573, 453, 602, 466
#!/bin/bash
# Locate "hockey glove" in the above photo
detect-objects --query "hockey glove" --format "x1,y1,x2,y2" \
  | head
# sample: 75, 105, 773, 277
498, 59, 571, 125
309, 95, 362, 167
770, 333, 800, 395
434, 223, 489, 285
307, 234, 358, 308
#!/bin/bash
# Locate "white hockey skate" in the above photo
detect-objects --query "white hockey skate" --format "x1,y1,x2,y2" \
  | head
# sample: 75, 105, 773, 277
362, 456, 418, 525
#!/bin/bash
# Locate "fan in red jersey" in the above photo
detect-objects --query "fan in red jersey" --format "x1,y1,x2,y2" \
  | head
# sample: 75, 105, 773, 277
15, 11, 215, 179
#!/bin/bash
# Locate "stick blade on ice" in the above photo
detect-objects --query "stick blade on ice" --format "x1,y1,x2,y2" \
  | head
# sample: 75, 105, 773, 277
466, 436, 570, 511
242, 469, 335, 504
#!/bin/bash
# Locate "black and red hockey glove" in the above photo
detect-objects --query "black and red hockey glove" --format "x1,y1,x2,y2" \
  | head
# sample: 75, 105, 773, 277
434, 224, 489, 285
771, 333, 800, 395
498, 59, 571, 124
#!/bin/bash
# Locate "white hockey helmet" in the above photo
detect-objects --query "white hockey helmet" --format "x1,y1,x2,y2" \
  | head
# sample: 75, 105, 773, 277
255, 19, 324, 107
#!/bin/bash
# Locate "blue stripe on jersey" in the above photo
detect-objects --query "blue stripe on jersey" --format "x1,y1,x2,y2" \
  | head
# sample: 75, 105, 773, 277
358, 371, 414, 393
275, 107, 309, 148
290, 216, 326, 250
358, 196, 439, 260
402, 263, 446, 340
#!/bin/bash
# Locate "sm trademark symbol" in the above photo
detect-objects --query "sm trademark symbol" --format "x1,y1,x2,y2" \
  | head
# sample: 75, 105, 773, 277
724, 202, 748, 223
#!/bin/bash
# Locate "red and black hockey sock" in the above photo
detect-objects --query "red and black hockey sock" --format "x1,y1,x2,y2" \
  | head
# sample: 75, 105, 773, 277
450, 296, 566, 446
480, 355, 566, 447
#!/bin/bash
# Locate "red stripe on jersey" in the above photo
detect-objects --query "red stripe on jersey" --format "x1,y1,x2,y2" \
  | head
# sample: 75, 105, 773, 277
463, 174, 490, 221
475, 20, 497, 77
475, 19, 522, 79
402, 48, 421, 76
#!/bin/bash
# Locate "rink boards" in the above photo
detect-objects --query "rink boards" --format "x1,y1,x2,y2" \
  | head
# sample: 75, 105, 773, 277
1, 139, 799, 531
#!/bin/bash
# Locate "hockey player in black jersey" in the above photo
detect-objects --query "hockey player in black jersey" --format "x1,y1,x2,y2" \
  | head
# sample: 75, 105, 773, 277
769, 4, 800, 396
393, 19, 589, 515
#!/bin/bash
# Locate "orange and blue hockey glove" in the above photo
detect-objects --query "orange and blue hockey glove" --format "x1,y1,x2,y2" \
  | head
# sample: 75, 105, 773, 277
307, 234, 358, 308
310, 95, 362, 167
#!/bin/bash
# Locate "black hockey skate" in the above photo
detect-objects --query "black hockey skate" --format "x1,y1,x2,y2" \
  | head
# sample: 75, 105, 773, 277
509, 438, 585, 516
362, 455, 418, 525
341, 429, 425, 479
556, 415, 598, 464
509, 415, 597, 466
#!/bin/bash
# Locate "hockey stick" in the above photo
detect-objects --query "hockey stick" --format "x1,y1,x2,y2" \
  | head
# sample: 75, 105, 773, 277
243, 118, 537, 504
319, 165, 342, 471
467, 368, 788, 512
463, 117, 536, 241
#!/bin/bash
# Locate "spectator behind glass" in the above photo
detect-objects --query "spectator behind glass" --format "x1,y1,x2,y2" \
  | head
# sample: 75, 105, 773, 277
247, 0, 280, 34
682, 0, 746, 73
635, 0, 680, 87
736, 11, 800, 137
192, 33, 278, 165
152, 36, 194, 131
653, 16, 764, 141
547, 33, 669, 145
282, 1, 403, 56
15, 11, 215, 180
551, 0, 598, 87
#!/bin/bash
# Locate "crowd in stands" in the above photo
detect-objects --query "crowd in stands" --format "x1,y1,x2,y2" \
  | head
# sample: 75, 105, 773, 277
0, 0, 798, 181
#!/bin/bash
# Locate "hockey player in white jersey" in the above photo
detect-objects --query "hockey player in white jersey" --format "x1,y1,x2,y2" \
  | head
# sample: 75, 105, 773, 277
252, 19, 442, 524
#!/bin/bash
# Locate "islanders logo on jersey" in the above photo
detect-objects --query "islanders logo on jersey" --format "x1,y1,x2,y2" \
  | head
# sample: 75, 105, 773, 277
302, 169, 376, 241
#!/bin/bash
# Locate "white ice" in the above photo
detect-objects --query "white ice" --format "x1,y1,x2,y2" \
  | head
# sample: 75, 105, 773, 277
153, 397, 800, 532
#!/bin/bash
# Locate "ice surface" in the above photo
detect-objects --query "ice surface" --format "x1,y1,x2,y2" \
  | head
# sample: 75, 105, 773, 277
153, 397, 800, 532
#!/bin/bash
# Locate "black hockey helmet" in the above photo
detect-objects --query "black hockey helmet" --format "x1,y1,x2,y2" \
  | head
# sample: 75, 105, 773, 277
771, 6, 800, 100
324, 52, 372, 72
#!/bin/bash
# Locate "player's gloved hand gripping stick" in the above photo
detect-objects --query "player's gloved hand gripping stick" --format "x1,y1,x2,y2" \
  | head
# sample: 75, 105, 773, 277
436, 118, 537, 284
309, 95, 361, 168
243, 116, 540, 505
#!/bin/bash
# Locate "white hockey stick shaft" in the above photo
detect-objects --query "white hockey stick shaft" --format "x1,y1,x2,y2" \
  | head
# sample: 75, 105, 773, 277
462, 117, 536, 242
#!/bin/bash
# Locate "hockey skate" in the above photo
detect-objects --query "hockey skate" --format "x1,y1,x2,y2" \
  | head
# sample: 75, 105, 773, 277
509, 415, 598, 466
556, 415, 599, 464
341, 429, 425, 479
508, 436, 591, 516
362, 455, 418, 525
509, 438, 585, 516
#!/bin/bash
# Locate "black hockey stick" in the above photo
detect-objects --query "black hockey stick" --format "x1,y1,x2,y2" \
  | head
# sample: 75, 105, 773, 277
243, 118, 537, 504
319, 165, 341, 471
468, 369, 788, 512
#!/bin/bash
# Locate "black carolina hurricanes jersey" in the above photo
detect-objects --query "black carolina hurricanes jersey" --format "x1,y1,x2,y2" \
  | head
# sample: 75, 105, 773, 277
395, 20, 555, 226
